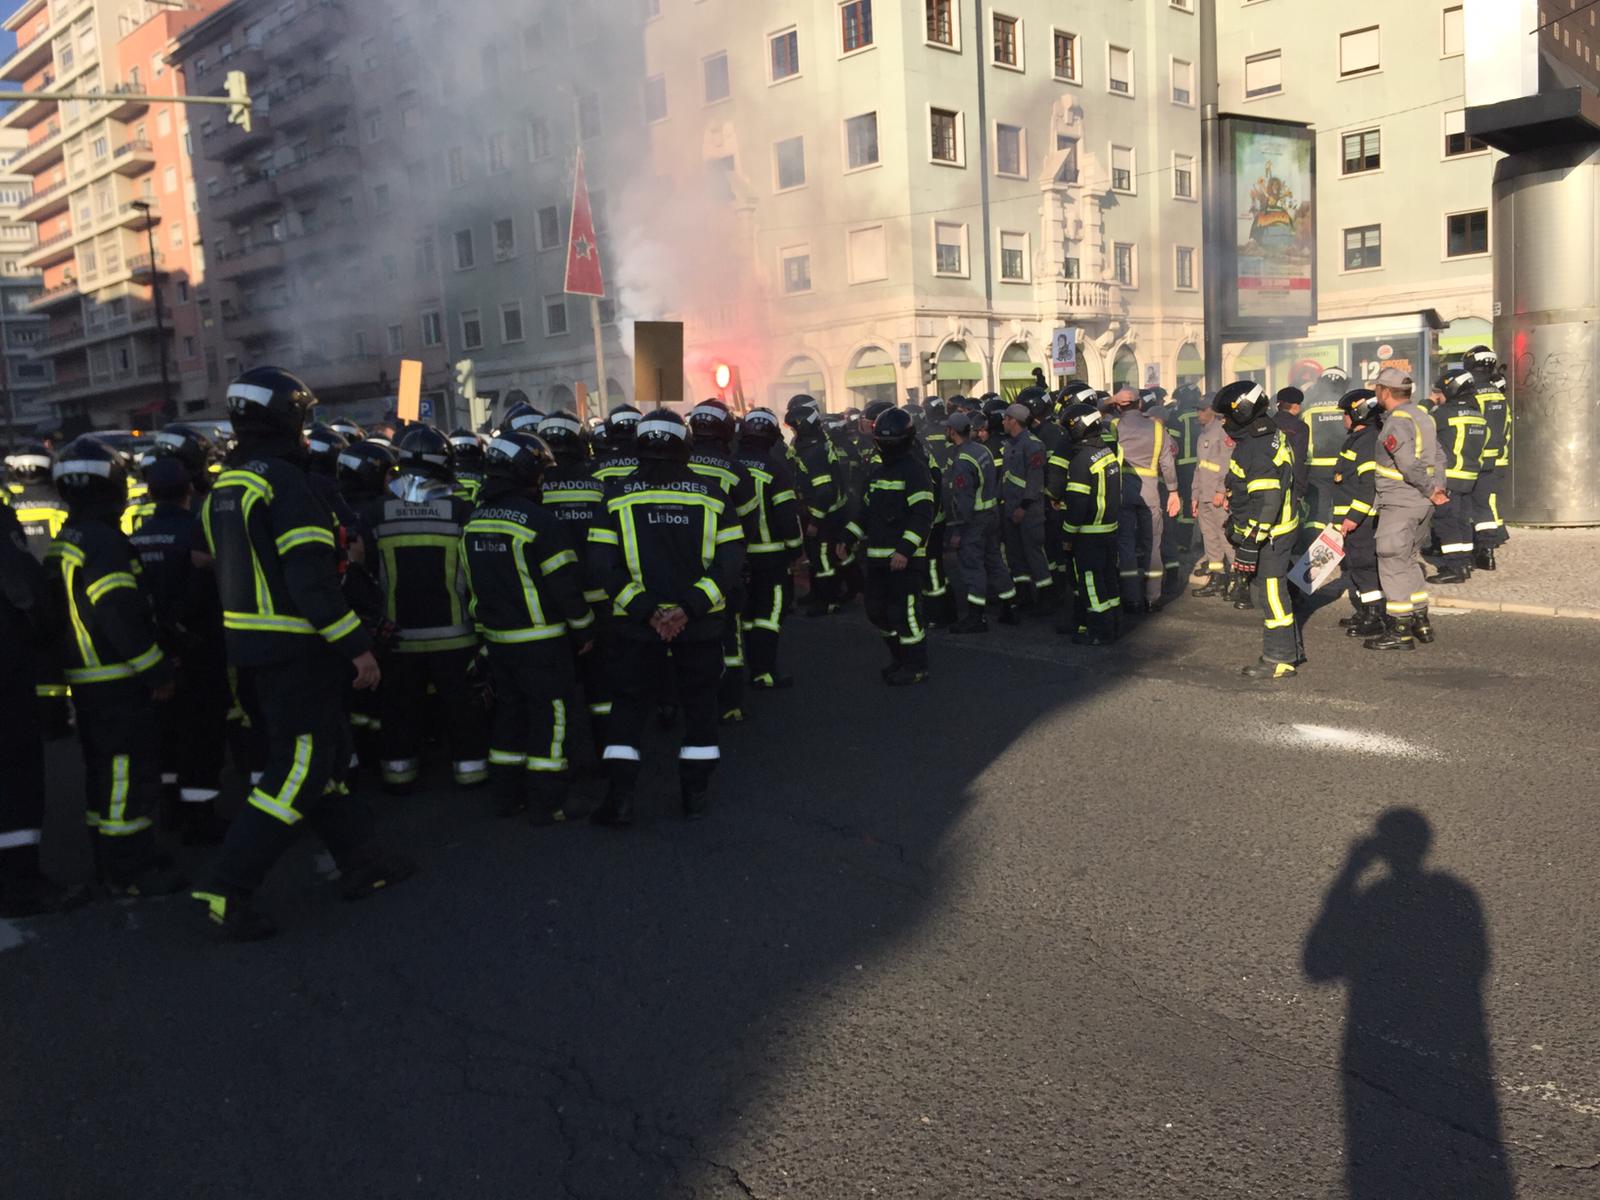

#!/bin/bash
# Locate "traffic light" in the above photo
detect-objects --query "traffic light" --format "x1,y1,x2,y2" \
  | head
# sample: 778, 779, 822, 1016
453, 358, 477, 401
224, 70, 252, 132
712, 361, 743, 408
921, 352, 937, 392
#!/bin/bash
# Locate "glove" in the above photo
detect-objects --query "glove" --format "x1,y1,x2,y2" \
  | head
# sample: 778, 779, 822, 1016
1234, 541, 1260, 574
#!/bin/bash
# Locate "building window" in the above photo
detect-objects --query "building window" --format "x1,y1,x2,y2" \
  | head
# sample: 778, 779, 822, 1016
1173, 153, 1195, 199
1111, 144, 1135, 194
1055, 134, 1080, 183
1175, 245, 1196, 290
1447, 209, 1489, 257
1245, 51, 1282, 97
1171, 0, 1194, 10
487, 131, 508, 173
1053, 30, 1079, 82
544, 296, 569, 337
1340, 26, 1380, 77
999, 231, 1027, 282
847, 224, 888, 284
775, 135, 806, 191
644, 75, 667, 122
421, 310, 442, 346
930, 108, 961, 164
845, 112, 880, 169
454, 228, 475, 270
1108, 46, 1133, 95
461, 309, 483, 350
770, 28, 800, 80
494, 217, 516, 261
528, 118, 551, 160
780, 246, 812, 294
1442, 5, 1463, 57
387, 323, 404, 353
1171, 57, 1194, 106
934, 221, 966, 275
1113, 243, 1136, 286
1344, 224, 1381, 270
927, 0, 954, 47
537, 206, 561, 250
448, 146, 467, 187
501, 301, 524, 343
1444, 109, 1488, 157
841, 1, 873, 53
995, 123, 1024, 177
704, 52, 730, 103
993, 14, 1019, 68
1342, 128, 1380, 174
417, 236, 436, 276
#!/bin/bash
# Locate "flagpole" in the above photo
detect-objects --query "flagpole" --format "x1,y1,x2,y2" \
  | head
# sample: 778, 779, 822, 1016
589, 295, 609, 423
566, 101, 609, 426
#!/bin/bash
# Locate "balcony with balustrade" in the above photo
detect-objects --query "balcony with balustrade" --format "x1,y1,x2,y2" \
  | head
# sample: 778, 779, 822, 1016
17, 174, 70, 221
210, 173, 280, 224
275, 144, 360, 198
19, 224, 75, 269
111, 138, 156, 175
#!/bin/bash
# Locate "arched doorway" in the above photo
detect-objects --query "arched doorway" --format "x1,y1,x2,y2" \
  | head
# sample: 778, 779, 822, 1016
1175, 343, 1204, 390
846, 345, 898, 409
999, 342, 1045, 401
547, 383, 576, 412
936, 340, 984, 400
772, 354, 829, 410
1112, 345, 1139, 391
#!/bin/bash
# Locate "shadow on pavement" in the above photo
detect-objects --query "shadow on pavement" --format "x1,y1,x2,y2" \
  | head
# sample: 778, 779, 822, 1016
1303, 807, 1516, 1199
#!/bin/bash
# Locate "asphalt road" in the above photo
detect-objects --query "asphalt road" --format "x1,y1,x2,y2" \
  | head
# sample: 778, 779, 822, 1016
4, 588, 1598, 1199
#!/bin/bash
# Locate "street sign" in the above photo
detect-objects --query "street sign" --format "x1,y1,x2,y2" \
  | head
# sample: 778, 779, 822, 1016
1050, 328, 1077, 375
397, 358, 424, 422
418, 397, 435, 423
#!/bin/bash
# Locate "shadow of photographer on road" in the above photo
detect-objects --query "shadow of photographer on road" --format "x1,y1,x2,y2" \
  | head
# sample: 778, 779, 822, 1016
1303, 807, 1515, 1199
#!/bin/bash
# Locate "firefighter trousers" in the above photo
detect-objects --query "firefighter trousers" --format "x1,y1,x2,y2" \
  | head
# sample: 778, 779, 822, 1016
802, 528, 842, 610
379, 645, 490, 788
1435, 487, 1477, 571
1119, 480, 1163, 604
1070, 535, 1121, 638
0, 655, 46, 883
1343, 521, 1382, 609
158, 640, 229, 804
1195, 498, 1234, 575
75, 681, 164, 882
952, 514, 1014, 610
487, 641, 576, 811
1376, 501, 1431, 619
741, 557, 793, 683
603, 636, 722, 797
865, 561, 927, 671
1256, 535, 1304, 666
1002, 510, 1052, 599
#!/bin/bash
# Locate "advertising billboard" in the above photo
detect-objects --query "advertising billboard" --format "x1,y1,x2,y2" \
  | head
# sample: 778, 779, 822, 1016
1221, 117, 1317, 338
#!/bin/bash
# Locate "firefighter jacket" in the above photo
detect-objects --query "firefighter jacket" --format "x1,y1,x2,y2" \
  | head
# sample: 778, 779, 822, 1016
1173, 408, 1201, 476
2, 503, 58, 685
1061, 442, 1121, 537
45, 508, 171, 693
1330, 425, 1379, 528
453, 471, 485, 507
790, 430, 847, 537
541, 459, 608, 607
947, 442, 998, 530
1373, 402, 1441, 508
1112, 410, 1178, 491
845, 447, 936, 562
1432, 399, 1488, 492
1475, 382, 1510, 468
1001, 430, 1046, 514
1191, 421, 1235, 504
731, 442, 803, 563
129, 501, 223, 656
6, 482, 67, 559
358, 475, 477, 655
202, 437, 371, 667
461, 483, 594, 645
1301, 395, 1347, 474
1225, 418, 1298, 544
1272, 410, 1310, 501
588, 462, 745, 643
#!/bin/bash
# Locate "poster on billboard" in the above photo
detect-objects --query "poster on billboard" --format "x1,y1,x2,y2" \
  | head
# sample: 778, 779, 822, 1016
1221, 116, 1317, 339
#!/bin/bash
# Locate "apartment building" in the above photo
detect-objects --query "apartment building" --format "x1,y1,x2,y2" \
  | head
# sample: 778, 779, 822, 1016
640, 0, 1208, 408
0, 128, 53, 435
1215, 0, 1494, 388
1, 0, 221, 433
171, 0, 451, 423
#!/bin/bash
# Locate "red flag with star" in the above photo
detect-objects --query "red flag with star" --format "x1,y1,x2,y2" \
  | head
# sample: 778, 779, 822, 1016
564, 148, 605, 298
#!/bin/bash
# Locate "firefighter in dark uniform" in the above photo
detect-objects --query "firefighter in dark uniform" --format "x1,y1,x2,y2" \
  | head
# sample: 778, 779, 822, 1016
449, 429, 487, 505
1024, 386, 1070, 595
45, 437, 187, 895
686, 399, 758, 724
359, 425, 487, 792
6, 442, 68, 557
1217, 381, 1303, 679
843, 407, 936, 686
785, 396, 848, 617
1330, 388, 1385, 639
731, 407, 803, 688
1301, 367, 1350, 532
498, 399, 547, 437
587, 409, 745, 825
923, 397, 951, 464
1000, 401, 1056, 615
1465, 346, 1509, 567
1170, 384, 1204, 568
538, 410, 613, 756
1273, 387, 1311, 514
1429, 369, 1489, 586
946, 412, 1015, 633
327, 416, 366, 443
462, 431, 594, 822
331, 438, 398, 771
912, 406, 956, 628
129, 450, 230, 844
195, 367, 413, 941
1057, 402, 1123, 645
593, 403, 641, 471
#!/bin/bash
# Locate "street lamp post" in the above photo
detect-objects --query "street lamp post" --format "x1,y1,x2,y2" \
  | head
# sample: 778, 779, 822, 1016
130, 200, 173, 421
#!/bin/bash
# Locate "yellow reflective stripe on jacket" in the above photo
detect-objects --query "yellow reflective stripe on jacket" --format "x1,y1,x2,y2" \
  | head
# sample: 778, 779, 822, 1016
481, 624, 569, 644
65, 642, 164, 684
85, 571, 137, 604
275, 526, 336, 555
318, 611, 361, 642
466, 518, 536, 542
543, 487, 603, 505
224, 611, 315, 634
539, 549, 576, 575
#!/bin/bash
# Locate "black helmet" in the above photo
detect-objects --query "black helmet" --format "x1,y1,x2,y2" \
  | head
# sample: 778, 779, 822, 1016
326, 416, 365, 442
687, 398, 737, 446
51, 435, 127, 507
739, 407, 782, 447
785, 393, 819, 418
500, 399, 545, 435
1214, 380, 1269, 431
1320, 366, 1349, 387
336, 439, 397, 499
903, 401, 926, 433
924, 396, 948, 425
1017, 385, 1053, 423
636, 408, 689, 459
483, 430, 555, 490
1138, 388, 1163, 413
1172, 383, 1203, 410
1439, 370, 1477, 404
872, 406, 916, 455
1465, 345, 1498, 376
448, 429, 485, 472
1060, 402, 1103, 445
4, 441, 52, 486
860, 400, 895, 432
604, 403, 642, 449
1337, 387, 1381, 426
536, 410, 587, 459
786, 401, 823, 435
303, 424, 348, 476
1058, 380, 1097, 410
396, 425, 455, 480
227, 365, 317, 439
152, 422, 217, 486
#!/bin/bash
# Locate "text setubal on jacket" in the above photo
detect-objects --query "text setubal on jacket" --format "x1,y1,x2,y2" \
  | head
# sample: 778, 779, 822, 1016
461, 487, 594, 644
731, 440, 803, 560
845, 448, 937, 561
358, 476, 477, 654
1061, 441, 1122, 536
202, 439, 372, 667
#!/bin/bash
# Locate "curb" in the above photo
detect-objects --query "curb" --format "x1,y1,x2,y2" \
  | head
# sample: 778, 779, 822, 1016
1429, 597, 1600, 621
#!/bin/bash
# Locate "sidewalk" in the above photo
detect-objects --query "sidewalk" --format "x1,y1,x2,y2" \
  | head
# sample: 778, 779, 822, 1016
1426, 527, 1600, 620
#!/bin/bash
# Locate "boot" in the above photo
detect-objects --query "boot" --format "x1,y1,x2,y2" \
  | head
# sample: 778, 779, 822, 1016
1412, 608, 1436, 645
748, 672, 794, 690
105, 853, 188, 899
177, 801, 230, 847
1241, 657, 1297, 680
1344, 605, 1384, 638
884, 664, 930, 687
996, 599, 1020, 626
1012, 581, 1036, 614
1032, 587, 1061, 617
589, 785, 636, 827
681, 772, 711, 820
1364, 615, 1415, 652
949, 610, 989, 634
1431, 566, 1471, 585
1338, 603, 1366, 627
190, 888, 278, 943
1143, 597, 1164, 614
526, 778, 572, 826
1190, 573, 1225, 598
1232, 580, 1254, 610
1474, 547, 1497, 572
340, 854, 417, 901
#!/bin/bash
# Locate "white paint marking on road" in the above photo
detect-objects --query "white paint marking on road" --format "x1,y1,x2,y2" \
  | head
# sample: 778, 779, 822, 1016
1507, 1077, 1600, 1119
0, 919, 33, 954
1272, 723, 1445, 762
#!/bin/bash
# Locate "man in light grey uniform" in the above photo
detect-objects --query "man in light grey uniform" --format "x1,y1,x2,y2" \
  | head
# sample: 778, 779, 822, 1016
1112, 387, 1181, 612
1367, 367, 1449, 652
1188, 402, 1236, 597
